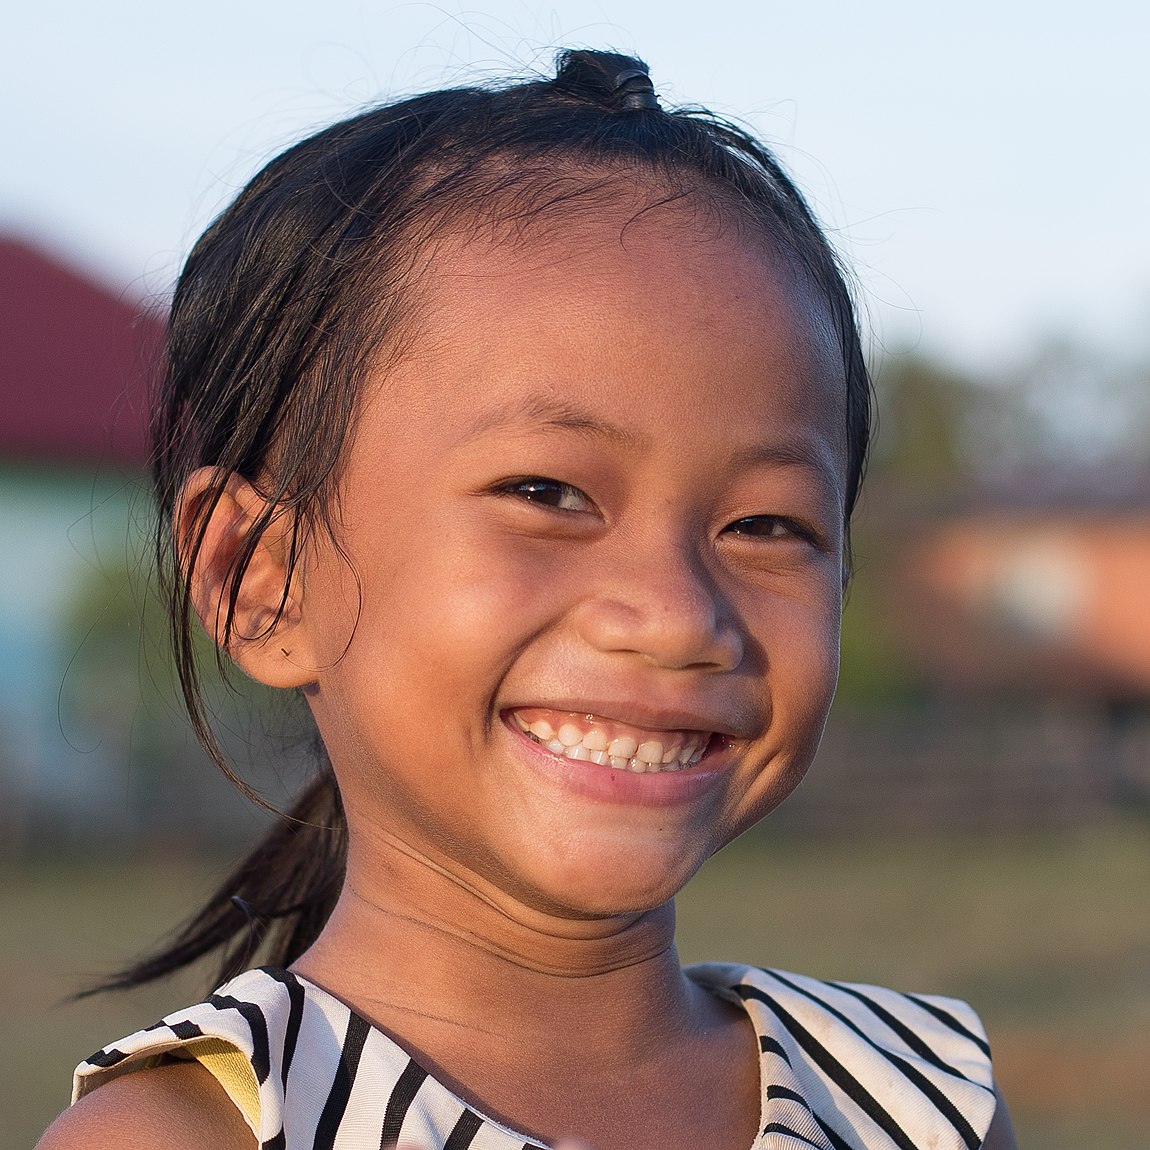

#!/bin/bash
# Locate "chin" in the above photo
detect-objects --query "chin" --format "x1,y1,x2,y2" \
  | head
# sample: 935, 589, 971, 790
506, 837, 714, 920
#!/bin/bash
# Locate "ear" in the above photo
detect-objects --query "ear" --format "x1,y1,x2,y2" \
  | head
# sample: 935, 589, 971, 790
176, 469, 317, 690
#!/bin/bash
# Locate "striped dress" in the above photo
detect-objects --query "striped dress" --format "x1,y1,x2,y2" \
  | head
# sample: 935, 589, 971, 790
72, 964, 998, 1149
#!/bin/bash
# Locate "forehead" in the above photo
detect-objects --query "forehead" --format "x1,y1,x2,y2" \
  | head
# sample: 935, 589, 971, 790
368, 196, 848, 478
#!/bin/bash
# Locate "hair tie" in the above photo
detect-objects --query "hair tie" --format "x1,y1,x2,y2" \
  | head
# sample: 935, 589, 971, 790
553, 50, 662, 113
612, 66, 660, 112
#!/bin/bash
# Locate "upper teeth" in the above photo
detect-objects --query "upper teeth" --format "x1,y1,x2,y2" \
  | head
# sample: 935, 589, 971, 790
512, 711, 709, 773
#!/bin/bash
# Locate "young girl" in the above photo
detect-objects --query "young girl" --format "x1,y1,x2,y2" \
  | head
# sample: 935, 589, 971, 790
39, 49, 1016, 1150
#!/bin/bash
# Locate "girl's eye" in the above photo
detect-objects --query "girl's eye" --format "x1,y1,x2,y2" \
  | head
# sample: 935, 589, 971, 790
500, 478, 594, 513
725, 516, 806, 541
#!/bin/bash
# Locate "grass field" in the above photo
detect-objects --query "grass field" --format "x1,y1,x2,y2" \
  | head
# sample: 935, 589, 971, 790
5, 816, 1148, 1149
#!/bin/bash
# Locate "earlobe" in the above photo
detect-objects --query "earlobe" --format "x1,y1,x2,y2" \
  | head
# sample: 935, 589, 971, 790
176, 469, 317, 690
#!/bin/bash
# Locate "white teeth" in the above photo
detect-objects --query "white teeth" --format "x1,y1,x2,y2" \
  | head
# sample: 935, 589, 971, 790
582, 729, 609, 752
515, 712, 712, 774
609, 735, 638, 759
557, 723, 583, 747
636, 740, 663, 764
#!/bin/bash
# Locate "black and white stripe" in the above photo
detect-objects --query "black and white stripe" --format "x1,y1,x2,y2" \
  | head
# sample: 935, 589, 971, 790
694, 965, 996, 1150
74, 964, 997, 1149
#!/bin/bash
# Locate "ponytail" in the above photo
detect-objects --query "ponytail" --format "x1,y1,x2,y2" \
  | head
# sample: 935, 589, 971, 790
88, 769, 345, 994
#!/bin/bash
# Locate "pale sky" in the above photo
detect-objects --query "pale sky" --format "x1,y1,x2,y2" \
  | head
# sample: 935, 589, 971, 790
4, 0, 1148, 369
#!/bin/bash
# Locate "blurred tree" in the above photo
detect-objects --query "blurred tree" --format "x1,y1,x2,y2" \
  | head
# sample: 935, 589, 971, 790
839, 336, 1150, 713
833, 350, 981, 710
59, 548, 302, 846
869, 353, 976, 490
836, 554, 926, 710
870, 337, 1150, 489
60, 552, 201, 834
969, 338, 1150, 479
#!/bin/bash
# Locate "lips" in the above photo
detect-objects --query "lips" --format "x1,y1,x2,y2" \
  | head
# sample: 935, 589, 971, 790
510, 707, 712, 773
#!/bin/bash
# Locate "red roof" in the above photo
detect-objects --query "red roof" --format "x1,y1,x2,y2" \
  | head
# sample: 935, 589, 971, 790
0, 235, 164, 467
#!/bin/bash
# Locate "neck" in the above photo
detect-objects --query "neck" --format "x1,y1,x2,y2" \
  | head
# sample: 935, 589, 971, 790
293, 826, 701, 1057
291, 825, 760, 1150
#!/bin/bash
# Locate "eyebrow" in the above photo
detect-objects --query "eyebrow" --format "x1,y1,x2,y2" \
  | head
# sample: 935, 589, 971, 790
462, 391, 841, 488
462, 395, 644, 448
728, 438, 839, 475
729, 440, 847, 508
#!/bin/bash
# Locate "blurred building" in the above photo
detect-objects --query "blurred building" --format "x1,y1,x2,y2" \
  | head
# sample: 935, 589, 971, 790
789, 490, 1150, 834
0, 235, 302, 855
0, 235, 159, 852
1, 237, 211, 854
898, 506, 1150, 701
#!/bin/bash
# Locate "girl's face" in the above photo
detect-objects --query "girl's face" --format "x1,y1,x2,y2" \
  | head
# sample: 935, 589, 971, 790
289, 198, 848, 920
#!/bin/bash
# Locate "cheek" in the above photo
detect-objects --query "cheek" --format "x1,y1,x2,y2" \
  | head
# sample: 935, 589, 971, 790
737, 571, 843, 762
310, 532, 582, 722
778, 600, 841, 719
391, 534, 585, 651
742, 555, 843, 664
799, 571, 844, 674
719, 614, 841, 843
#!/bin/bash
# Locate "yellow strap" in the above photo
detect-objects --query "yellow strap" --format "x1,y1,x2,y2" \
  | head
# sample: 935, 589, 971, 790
178, 1037, 262, 1130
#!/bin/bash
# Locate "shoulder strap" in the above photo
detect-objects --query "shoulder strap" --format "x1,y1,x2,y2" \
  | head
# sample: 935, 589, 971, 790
73, 967, 303, 1144
690, 964, 997, 1150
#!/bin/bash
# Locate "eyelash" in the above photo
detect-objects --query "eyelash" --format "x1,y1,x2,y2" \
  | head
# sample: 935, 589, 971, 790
497, 480, 818, 546
496, 477, 594, 513
723, 515, 813, 543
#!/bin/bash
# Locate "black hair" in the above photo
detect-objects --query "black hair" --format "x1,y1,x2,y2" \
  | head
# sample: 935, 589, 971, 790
101, 48, 872, 993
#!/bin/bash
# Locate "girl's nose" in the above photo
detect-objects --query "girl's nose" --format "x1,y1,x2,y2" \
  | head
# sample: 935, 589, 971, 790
573, 545, 745, 673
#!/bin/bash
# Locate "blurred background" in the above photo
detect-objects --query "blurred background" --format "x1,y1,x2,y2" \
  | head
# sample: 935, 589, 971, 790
2, 2, 1148, 1146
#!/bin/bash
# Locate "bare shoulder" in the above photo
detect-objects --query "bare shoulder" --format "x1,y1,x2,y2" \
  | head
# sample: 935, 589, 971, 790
36, 1060, 256, 1150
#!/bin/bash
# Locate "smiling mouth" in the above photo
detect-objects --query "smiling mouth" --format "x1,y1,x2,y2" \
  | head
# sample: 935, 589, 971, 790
510, 708, 713, 773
